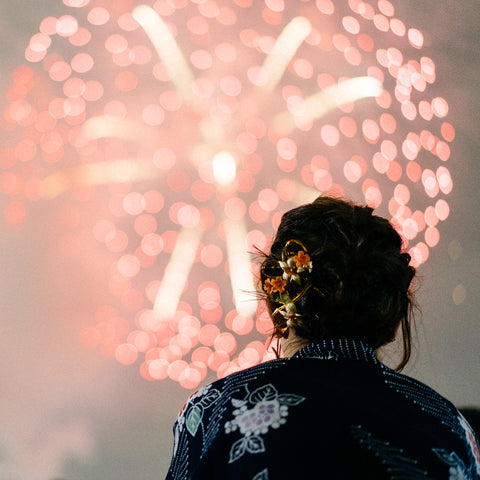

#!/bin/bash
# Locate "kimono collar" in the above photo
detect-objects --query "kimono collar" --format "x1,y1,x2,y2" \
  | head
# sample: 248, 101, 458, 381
291, 338, 379, 365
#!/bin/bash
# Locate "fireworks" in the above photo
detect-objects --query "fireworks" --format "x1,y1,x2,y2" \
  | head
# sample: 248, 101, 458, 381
0, 0, 454, 388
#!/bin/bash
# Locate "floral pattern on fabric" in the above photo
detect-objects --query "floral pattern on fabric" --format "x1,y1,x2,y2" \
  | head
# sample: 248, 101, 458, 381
224, 384, 305, 463
433, 449, 470, 480
459, 414, 480, 475
166, 339, 480, 480
173, 384, 221, 457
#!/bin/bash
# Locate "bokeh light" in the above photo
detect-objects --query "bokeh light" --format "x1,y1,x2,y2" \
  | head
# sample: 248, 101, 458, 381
1, 0, 454, 388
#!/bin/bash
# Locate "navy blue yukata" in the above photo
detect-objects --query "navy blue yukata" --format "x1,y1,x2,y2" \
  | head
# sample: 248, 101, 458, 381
165, 338, 480, 479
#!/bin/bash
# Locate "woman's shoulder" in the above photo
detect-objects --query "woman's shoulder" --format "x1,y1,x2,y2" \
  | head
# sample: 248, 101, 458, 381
379, 363, 459, 414
172, 358, 296, 449
198, 358, 290, 400
178, 359, 286, 406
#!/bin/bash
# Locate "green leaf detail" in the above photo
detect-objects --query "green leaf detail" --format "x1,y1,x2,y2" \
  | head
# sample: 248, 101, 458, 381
186, 405, 203, 436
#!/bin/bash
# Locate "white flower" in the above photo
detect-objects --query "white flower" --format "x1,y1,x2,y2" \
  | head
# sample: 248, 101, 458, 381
224, 384, 305, 464
231, 399, 287, 436
279, 257, 301, 284
279, 302, 301, 325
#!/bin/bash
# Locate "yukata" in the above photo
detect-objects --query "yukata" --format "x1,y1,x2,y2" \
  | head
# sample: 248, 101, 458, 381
165, 338, 480, 479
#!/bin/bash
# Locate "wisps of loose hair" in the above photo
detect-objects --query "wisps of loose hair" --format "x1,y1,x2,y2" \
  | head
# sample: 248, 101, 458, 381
257, 195, 417, 372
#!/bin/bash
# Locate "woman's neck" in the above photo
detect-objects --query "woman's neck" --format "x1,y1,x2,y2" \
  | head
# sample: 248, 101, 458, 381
281, 330, 310, 358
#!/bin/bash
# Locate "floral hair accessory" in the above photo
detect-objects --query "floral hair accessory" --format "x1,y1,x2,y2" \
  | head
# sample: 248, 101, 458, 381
261, 240, 313, 337
263, 277, 287, 294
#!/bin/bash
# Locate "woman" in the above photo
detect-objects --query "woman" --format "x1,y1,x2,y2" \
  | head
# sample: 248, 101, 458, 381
165, 195, 480, 479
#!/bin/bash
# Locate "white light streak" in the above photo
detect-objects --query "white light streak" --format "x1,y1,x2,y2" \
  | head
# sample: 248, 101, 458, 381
83, 117, 160, 143
212, 151, 237, 185
41, 158, 158, 198
307, 76, 383, 114
132, 5, 195, 104
261, 16, 312, 92
223, 217, 257, 316
272, 76, 383, 134
152, 227, 203, 324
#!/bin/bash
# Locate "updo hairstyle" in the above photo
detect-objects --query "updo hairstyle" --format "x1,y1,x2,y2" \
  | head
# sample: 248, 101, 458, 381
260, 195, 416, 371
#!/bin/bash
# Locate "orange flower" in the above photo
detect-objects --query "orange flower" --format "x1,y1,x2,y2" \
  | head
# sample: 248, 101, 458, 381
294, 250, 312, 270
264, 276, 287, 294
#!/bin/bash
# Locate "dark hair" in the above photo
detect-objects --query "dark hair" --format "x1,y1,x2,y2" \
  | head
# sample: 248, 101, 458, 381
260, 195, 416, 371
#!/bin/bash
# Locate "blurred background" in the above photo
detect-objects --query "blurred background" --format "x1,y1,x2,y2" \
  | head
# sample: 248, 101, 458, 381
0, 1, 478, 479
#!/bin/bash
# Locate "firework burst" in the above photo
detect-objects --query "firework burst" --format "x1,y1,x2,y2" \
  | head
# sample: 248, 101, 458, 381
1, 0, 454, 388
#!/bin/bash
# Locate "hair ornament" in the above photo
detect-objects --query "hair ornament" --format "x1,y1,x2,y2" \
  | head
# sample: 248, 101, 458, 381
262, 240, 313, 337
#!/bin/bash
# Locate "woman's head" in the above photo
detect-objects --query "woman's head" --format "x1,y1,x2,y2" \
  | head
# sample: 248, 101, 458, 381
260, 195, 416, 371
